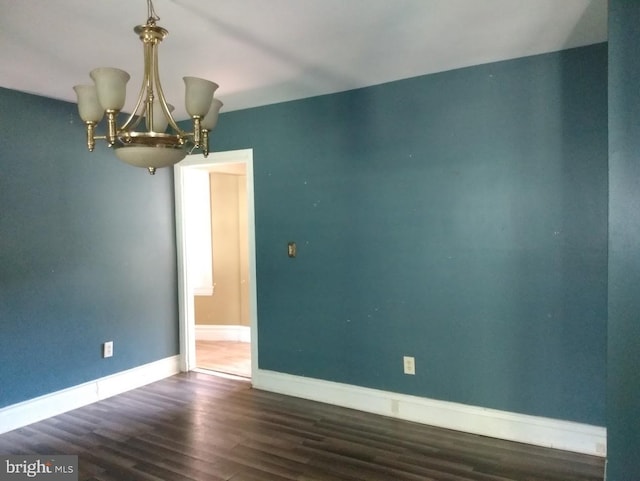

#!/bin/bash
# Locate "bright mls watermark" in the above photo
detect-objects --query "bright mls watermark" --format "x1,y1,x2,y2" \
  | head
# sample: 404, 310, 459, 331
0, 456, 77, 481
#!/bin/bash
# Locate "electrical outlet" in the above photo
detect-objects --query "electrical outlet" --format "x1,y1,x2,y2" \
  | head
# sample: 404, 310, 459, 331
403, 356, 415, 375
103, 341, 114, 358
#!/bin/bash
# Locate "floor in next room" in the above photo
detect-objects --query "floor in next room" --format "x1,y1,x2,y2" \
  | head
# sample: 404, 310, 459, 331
196, 340, 251, 378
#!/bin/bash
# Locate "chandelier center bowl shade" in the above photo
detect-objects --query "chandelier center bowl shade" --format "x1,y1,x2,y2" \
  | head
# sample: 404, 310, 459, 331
73, 0, 223, 175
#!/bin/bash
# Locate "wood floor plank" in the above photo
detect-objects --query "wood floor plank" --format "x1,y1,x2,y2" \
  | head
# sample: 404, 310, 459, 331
0, 372, 604, 480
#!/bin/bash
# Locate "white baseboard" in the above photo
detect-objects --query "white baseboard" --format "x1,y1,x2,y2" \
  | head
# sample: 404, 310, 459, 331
0, 355, 181, 435
193, 286, 214, 296
195, 324, 250, 342
252, 369, 607, 457
0, 358, 606, 457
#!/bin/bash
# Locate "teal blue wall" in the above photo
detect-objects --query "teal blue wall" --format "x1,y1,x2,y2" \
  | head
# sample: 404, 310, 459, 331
213, 44, 608, 425
607, 0, 640, 477
0, 87, 179, 407
0, 41, 609, 431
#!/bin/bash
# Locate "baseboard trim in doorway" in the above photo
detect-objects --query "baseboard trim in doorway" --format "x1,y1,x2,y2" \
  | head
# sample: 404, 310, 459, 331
195, 325, 250, 342
252, 369, 607, 457
193, 367, 251, 382
0, 355, 181, 435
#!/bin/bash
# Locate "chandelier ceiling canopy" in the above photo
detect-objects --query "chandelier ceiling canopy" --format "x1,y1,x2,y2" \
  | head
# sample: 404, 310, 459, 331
73, 0, 223, 175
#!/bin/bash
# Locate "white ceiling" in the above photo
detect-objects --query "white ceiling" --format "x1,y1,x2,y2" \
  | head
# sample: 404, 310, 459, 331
0, 0, 607, 120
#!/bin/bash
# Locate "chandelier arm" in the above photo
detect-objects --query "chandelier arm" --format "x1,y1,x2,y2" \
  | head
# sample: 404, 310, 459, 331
118, 107, 146, 137
153, 45, 186, 137
120, 41, 154, 133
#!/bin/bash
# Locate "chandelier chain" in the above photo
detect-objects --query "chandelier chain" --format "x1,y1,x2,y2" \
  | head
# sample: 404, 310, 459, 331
147, 0, 161, 23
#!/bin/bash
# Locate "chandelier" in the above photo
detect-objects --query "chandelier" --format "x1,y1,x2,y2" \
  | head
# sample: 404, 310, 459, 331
73, 0, 223, 175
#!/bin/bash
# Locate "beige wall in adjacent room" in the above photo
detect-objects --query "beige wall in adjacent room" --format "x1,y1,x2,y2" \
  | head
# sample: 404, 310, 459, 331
195, 170, 249, 326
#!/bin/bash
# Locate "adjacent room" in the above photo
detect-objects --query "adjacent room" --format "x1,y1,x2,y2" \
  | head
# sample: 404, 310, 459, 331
1, 0, 639, 479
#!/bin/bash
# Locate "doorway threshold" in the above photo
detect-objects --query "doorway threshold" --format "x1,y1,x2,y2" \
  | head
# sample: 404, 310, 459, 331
193, 367, 251, 382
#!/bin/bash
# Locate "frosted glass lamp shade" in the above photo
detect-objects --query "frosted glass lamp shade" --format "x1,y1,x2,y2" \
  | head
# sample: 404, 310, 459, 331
90, 67, 130, 110
148, 101, 174, 132
115, 145, 187, 169
201, 99, 223, 130
183, 76, 218, 117
73, 85, 104, 122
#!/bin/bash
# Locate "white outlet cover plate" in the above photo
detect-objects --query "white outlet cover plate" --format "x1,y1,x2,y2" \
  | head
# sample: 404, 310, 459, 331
403, 356, 415, 375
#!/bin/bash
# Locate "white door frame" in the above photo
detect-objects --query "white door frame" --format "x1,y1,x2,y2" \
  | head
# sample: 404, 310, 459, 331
174, 149, 258, 377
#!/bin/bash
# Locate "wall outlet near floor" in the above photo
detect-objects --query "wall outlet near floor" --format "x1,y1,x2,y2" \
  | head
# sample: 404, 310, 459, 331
103, 341, 114, 358
403, 356, 415, 375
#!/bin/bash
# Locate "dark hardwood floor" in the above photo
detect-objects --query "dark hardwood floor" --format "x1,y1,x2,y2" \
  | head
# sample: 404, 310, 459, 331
0, 372, 604, 480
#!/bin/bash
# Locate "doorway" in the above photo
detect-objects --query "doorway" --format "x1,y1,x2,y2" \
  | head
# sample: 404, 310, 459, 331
174, 149, 258, 380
